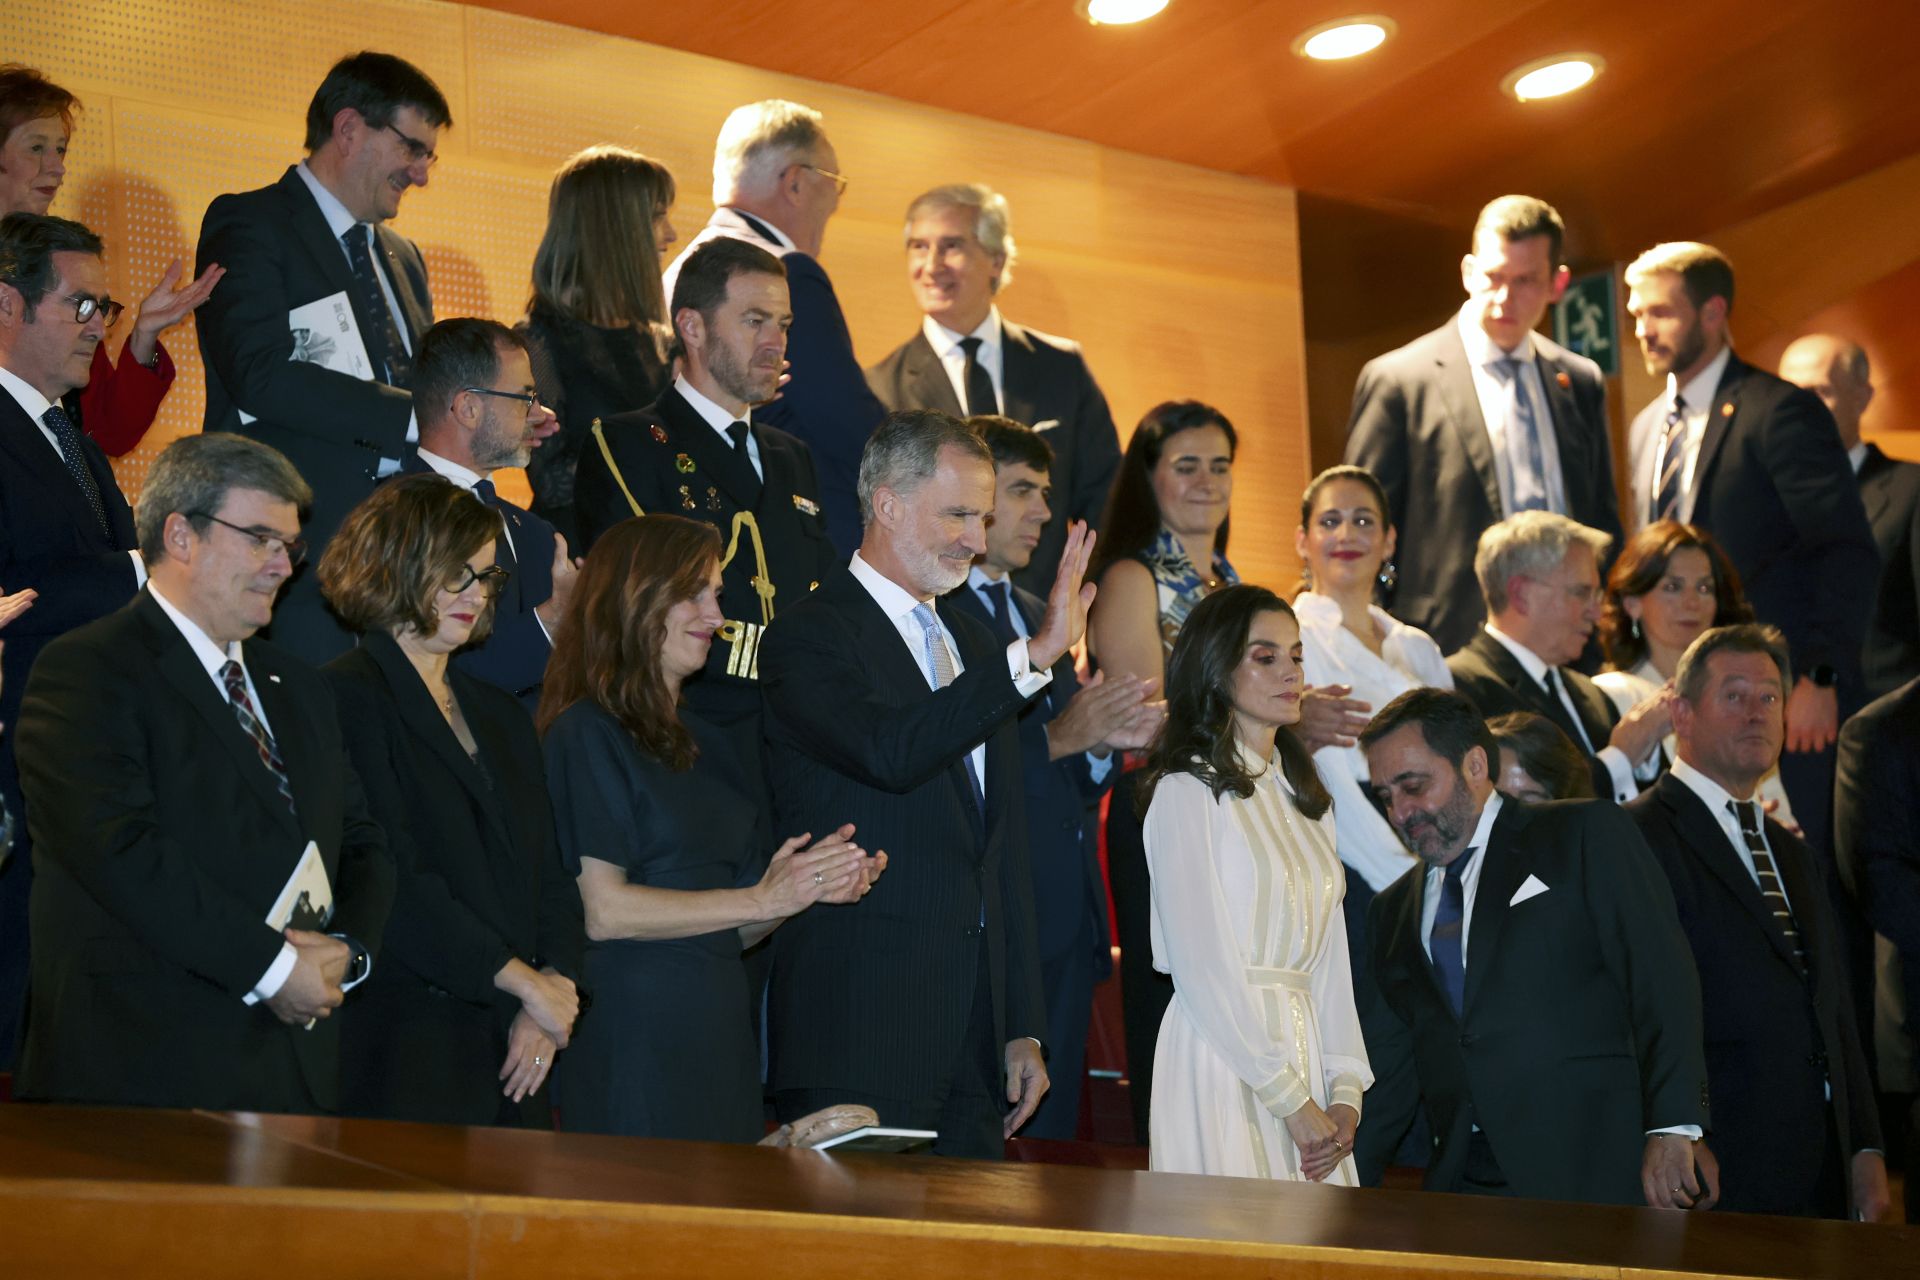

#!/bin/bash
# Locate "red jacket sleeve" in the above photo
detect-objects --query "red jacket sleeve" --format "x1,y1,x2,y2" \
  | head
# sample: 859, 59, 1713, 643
77, 339, 176, 456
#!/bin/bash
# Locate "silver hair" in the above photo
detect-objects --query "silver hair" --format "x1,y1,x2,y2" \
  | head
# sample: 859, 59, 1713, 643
856, 409, 991, 526
711, 99, 826, 205
1474, 510, 1613, 615
1673, 623, 1791, 706
903, 183, 1018, 290
136, 433, 312, 565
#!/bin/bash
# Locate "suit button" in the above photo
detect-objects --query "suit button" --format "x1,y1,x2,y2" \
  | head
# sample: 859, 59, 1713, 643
1458, 1033, 1477, 1048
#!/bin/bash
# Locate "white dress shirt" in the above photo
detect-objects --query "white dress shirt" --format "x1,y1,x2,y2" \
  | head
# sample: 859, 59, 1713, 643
415, 447, 555, 647
1668, 759, 1796, 912
1643, 344, 1734, 524
675, 373, 763, 481
1848, 441, 1869, 475
1457, 308, 1568, 517
849, 552, 1050, 793
924, 306, 1004, 416
966, 564, 1110, 784
0, 364, 147, 587
1483, 623, 1637, 802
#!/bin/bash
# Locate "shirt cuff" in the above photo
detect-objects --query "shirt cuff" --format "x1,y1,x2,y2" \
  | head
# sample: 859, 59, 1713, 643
1006, 638, 1053, 699
243, 941, 298, 1005
1646, 1125, 1703, 1140
1328, 1074, 1366, 1117
1599, 745, 1636, 803
127, 550, 148, 588
1086, 751, 1115, 784
534, 607, 555, 647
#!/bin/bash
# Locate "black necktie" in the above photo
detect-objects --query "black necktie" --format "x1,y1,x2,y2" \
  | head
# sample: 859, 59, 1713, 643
1430, 846, 1478, 1016
43, 404, 111, 538
958, 336, 996, 417
342, 224, 412, 388
472, 477, 515, 568
1652, 395, 1688, 523
1730, 800, 1807, 971
980, 579, 1020, 647
1541, 668, 1595, 753
725, 421, 763, 503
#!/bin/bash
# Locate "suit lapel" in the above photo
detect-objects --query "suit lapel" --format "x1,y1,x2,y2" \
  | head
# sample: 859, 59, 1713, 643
246, 641, 322, 840
1435, 329, 1504, 517
936, 598, 991, 842
1690, 354, 1748, 516
659, 388, 760, 511
999, 322, 1040, 427
277, 167, 359, 311
1661, 777, 1799, 972
0, 397, 122, 546
1462, 803, 1530, 1014
1390, 867, 1452, 1012
362, 633, 511, 844
1857, 445, 1891, 525
373, 224, 432, 346
904, 331, 965, 417
1535, 350, 1586, 479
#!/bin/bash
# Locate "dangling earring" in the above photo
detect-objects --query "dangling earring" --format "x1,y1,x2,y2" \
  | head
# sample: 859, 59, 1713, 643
1301, 563, 1313, 590
1630, 616, 1641, 641
1377, 560, 1397, 593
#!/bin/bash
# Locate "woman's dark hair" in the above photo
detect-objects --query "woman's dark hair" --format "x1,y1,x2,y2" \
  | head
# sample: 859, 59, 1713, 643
1091, 400, 1236, 583
0, 64, 78, 141
1599, 519, 1750, 670
1137, 584, 1330, 820
536, 514, 721, 771
1299, 463, 1390, 530
318, 474, 502, 643
1486, 711, 1596, 801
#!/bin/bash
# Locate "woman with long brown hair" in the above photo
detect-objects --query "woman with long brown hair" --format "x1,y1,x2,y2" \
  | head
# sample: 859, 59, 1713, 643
1139, 584, 1370, 1180
538, 514, 882, 1141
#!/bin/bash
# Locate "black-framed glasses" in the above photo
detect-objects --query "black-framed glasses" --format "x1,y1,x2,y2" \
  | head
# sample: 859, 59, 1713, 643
188, 511, 308, 565
58, 293, 125, 329
446, 563, 511, 599
384, 122, 439, 168
462, 386, 542, 414
801, 163, 848, 196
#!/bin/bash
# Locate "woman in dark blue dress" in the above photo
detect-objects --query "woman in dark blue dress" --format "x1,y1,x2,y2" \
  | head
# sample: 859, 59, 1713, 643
538, 515, 882, 1141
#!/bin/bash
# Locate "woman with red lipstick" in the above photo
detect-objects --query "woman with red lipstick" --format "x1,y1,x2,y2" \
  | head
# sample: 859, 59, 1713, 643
319, 476, 586, 1126
538, 514, 882, 1142
1138, 584, 1371, 1180
0, 65, 223, 455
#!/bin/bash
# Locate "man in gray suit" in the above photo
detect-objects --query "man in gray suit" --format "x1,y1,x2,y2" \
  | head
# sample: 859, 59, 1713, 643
1344, 195, 1621, 656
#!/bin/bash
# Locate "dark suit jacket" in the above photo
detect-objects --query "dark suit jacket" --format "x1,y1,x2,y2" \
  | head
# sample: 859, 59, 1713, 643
1345, 323, 1620, 655
13, 590, 394, 1112
575, 385, 839, 734
868, 321, 1122, 595
1446, 629, 1624, 798
1835, 678, 1920, 1055
1629, 356, 1877, 693
195, 166, 434, 662
1857, 444, 1920, 698
325, 633, 582, 1125
396, 453, 557, 707
943, 578, 1112, 970
1627, 772, 1879, 1214
666, 209, 885, 555
1357, 798, 1709, 1204
759, 567, 1047, 1104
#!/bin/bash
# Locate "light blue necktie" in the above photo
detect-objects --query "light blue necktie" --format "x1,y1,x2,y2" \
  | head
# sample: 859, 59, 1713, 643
911, 603, 985, 814
1494, 357, 1549, 513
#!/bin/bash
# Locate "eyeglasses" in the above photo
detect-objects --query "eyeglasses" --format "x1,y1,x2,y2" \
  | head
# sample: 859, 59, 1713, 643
802, 163, 848, 196
462, 386, 542, 414
1527, 576, 1604, 607
189, 511, 308, 565
384, 122, 439, 168
446, 563, 511, 599
57, 293, 125, 329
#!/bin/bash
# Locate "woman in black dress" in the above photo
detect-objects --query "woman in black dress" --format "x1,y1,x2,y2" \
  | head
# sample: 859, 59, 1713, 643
318, 475, 585, 1126
538, 514, 883, 1141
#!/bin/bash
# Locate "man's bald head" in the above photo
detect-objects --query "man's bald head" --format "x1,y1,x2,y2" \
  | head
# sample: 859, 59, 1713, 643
1779, 334, 1873, 449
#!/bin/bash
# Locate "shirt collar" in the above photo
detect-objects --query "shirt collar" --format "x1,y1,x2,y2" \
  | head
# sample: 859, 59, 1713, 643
923, 306, 1002, 360
967, 563, 1009, 596
415, 447, 485, 489
1428, 791, 1503, 880
146, 581, 242, 678
675, 373, 750, 435
1848, 441, 1870, 474
1670, 756, 1754, 815
1456, 305, 1534, 367
720, 206, 796, 253
0, 363, 53, 423
1483, 621, 1553, 683
1669, 343, 1734, 412
295, 160, 364, 242
850, 550, 933, 617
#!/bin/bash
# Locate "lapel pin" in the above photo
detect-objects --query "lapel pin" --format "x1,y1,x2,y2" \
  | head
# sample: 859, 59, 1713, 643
678, 483, 695, 510
675, 452, 696, 474
792, 494, 820, 516
707, 485, 723, 511
268, 674, 282, 683
650, 424, 670, 444
1720, 401, 1735, 418
1555, 371, 1571, 389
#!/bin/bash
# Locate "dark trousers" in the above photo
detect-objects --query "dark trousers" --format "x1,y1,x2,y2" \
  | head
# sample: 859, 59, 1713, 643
0, 830, 27, 1069
1106, 780, 1170, 1145
1461, 1129, 1514, 1197
1024, 928, 1098, 1140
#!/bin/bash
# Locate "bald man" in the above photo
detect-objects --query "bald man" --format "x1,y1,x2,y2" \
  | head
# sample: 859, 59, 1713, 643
1780, 336, 1920, 700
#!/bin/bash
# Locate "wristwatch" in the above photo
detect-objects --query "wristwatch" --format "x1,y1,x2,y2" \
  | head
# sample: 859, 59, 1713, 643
1808, 663, 1837, 689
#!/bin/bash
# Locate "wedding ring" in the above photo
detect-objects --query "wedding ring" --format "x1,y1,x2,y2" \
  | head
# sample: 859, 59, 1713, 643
535, 1056, 544, 1066
813, 871, 823, 885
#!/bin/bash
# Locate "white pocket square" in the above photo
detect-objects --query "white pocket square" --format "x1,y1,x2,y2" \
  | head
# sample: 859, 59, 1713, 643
1509, 874, 1549, 906
1032, 418, 1062, 432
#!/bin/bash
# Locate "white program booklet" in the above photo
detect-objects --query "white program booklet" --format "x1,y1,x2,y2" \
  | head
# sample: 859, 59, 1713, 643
811, 1127, 938, 1154
265, 840, 333, 932
236, 292, 374, 427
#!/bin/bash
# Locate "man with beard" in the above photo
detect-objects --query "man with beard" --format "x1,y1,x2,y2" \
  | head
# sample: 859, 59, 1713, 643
402, 318, 575, 708
1352, 687, 1714, 1207
576, 236, 838, 792
758, 409, 1095, 1157
1623, 243, 1876, 854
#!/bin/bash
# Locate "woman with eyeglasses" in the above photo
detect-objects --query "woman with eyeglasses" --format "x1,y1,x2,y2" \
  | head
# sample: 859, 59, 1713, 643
317, 475, 585, 1126
0, 64, 222, 454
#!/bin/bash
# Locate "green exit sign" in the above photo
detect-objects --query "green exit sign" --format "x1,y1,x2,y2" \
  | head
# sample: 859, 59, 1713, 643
1554, 270, 1619, 376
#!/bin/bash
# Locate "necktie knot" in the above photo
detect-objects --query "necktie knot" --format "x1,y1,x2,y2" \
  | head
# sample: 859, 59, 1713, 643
726, 421, 751, 451
1730, 799, 1761, 836
220, 658, 245, 694
472, 477, 497, 506
1667, 393, 1688, 425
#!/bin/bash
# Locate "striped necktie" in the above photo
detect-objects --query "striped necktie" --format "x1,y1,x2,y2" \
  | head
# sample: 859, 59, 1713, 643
222, 660, 296, 815
1652, 396, 1688, 523
1730, 800, 1805, 970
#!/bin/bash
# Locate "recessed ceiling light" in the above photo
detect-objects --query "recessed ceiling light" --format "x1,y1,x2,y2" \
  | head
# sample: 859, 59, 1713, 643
1291, 15, 1396, 60
1502, 53, 1605, 102
1076, 0, 1170, 26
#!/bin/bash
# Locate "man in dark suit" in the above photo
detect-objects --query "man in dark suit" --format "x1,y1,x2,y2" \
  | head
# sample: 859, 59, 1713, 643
0, 212, 144, 1065
1836, 676, 1920, 1221
1354, 688, 1714, 1207
195, 52, 449, 664
943, 417, 1160, 1138
1623, 243, 1878, 854
867, 184, 1122, 595
1627, 624, 1887, 1219
14, 433, 393, 1112
578, 237, 839, 792
1446, 511, 1668, 803
1779, 334, 1920, 701
405, 318, 572, 708
760, 409, 1096, 1158
662, 99, 884, 555
1345, 195, 1621, 656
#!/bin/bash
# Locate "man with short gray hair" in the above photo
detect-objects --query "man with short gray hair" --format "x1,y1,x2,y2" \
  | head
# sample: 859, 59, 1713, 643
14, 432, 393, 1113
867, 183, 1120, 593
759, 408, 1099, 1157
663, 99, 884, 554
1447, 511, 1669, 801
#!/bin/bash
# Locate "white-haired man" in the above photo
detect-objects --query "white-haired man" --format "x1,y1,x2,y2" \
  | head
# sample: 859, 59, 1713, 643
664, 99, 884, 555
